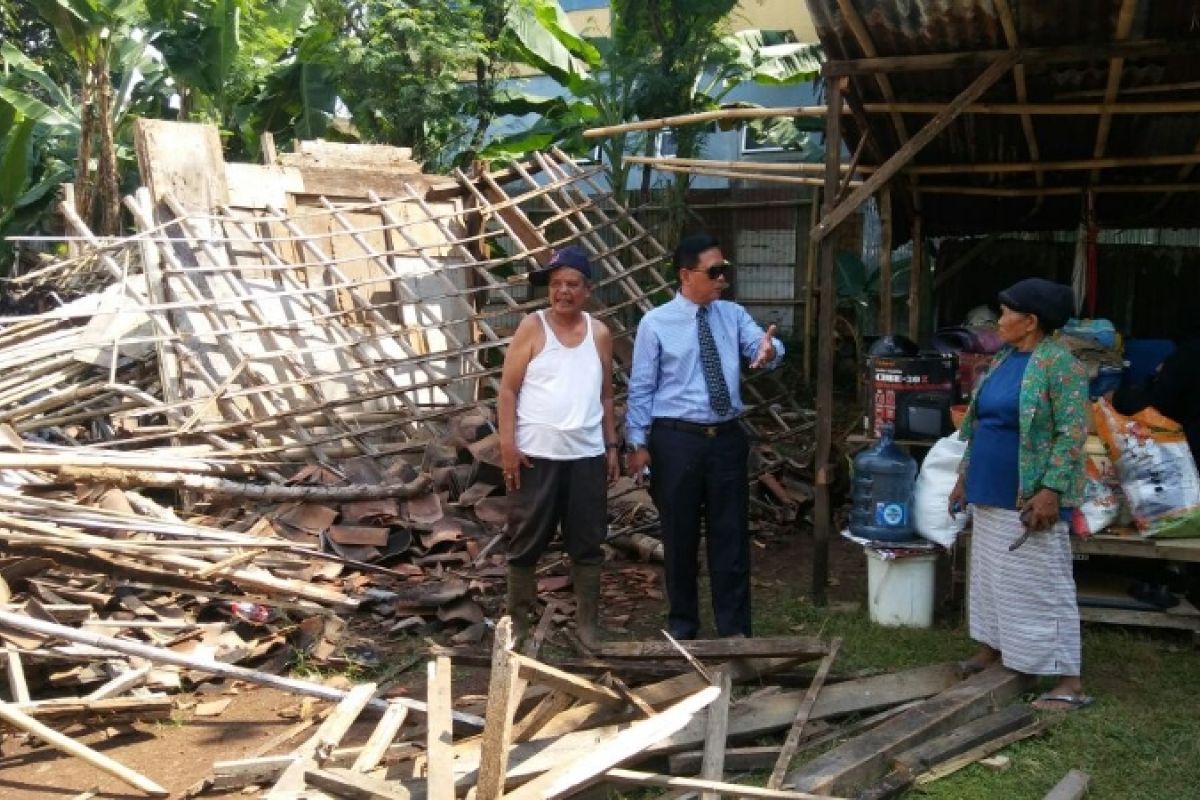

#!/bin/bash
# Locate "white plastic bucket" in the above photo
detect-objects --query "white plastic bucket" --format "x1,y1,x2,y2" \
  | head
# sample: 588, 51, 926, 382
865, 548, 937, 627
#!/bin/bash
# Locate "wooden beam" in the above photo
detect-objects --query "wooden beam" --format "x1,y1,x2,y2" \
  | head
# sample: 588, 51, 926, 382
909, 215, 924, 341
802, 188, 821, 384
813, 51, 1019, 242
878, 188, 893, 335
475, 617, 520, 800
426, 657, 454, 800
351, 702, 408, 774
917, 182, 1200, 197
836, 0, 911, 153
306, 767, 412, 800
503, 687, 720, 800
860, 100, 1200, 115
993, 0, 1045, 210
889, 705, 1035, 774
620, 160, 856, 188
913, 719, 1048, 786
823, 38, 1200, 77
767, 638, 843, 789
1090, 0, 1140, 183
812, 75, 843, 605
512, 653, 626, 707
783, 667, 1027, 795
908, 151, 1200, 175
699, 669, 732, 800
595, 636, 827, 661
1043, 769, 1091, 800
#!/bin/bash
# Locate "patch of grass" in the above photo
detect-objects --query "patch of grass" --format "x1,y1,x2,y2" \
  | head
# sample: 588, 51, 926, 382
747, 578, 1200, 800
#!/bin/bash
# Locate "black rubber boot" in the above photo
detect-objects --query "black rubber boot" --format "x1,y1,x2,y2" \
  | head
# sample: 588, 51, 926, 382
572, 563, 605, 650
506, 564, 537, 648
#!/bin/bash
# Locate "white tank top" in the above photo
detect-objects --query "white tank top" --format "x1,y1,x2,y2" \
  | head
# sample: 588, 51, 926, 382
515, 311, 604, 459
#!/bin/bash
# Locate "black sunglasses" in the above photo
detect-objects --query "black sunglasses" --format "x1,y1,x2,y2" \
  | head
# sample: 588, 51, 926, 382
689, 261, 732, 280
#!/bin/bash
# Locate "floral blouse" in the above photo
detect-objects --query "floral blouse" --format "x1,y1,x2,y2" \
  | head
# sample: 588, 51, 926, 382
959, 336, 1089, 508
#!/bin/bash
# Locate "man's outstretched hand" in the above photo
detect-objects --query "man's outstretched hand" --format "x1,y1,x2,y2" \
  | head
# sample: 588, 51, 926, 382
750, 324, 778, 369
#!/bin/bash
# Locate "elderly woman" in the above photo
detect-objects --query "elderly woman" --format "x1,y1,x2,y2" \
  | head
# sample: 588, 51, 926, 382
948, 278, 1091, 711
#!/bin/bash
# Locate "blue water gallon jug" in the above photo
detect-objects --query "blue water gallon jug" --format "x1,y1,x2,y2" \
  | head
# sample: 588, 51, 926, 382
849, 425, 918, 542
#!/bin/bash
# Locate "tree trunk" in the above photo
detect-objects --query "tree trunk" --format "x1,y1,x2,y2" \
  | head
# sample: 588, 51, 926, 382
95, 55, 120, 235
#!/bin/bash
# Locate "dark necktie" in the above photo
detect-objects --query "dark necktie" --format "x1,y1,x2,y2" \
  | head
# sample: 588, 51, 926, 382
697, 305, 732, 416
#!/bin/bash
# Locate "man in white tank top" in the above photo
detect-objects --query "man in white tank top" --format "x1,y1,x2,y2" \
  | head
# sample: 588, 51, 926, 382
498, 247, 620, 647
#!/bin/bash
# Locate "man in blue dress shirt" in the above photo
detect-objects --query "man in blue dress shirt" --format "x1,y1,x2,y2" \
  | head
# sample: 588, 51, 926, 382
626, 233, 785, 639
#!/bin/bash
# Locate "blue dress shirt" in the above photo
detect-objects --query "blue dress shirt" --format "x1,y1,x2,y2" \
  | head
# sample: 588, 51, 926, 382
625, 294, 785, 448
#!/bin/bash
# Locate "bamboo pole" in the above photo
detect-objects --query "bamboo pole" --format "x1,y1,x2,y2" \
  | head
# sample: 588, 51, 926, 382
917, 182, 1200, 196
53, 466, 432, 500
0, 610, 485, 726
0, 699, 168, 796
584, 106, 835, 138
627, 160, 859, 188
623, 155, 871, 175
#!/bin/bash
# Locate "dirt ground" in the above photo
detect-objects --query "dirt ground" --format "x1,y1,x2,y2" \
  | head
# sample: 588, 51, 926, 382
0, 529, 870, 800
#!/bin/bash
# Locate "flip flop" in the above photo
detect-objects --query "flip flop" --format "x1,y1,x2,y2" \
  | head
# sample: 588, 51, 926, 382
1033, 692, 1094, 711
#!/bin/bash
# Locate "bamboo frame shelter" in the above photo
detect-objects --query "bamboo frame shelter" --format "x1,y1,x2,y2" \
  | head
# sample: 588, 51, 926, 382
584, 1, 1200, 603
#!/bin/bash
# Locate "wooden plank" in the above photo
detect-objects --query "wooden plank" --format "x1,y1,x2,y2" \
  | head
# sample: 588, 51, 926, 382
512, 652, 625, 706
768, 638, 843, 789
699, 669, 732, 800
783, 667, 1028, 796
84, 664, 151, 702
605, 769, 847, 800
1078, 606, 1200, 632
595, 637, 828, 661
6, 696, 172, 729
890, 705, 1034, 774
914, 719, 1048, 786
529, 656, 801, 740
267, 682, 378, 799
133, 119, 229, 214
0, 699, 167, 796
453, 665, 955, 787
504, 686, 721, 800
426, 656, 454, 800
812, 50, 1020, 242
305, 767, 412, 800
353, 701, 408, 773
512, 690, 575, 743
209, 744, 420, 792
1043, 768, 1091, 800
475, 617, 520, 800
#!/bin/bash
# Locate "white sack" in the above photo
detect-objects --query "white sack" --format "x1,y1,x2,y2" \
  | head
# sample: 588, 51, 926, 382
914, 433, 969, 548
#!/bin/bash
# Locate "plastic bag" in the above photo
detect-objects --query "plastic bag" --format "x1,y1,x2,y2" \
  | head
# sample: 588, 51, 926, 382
1093, 399, 1200, 537
914, 433, 969, 547
1070, 449, 1121, 537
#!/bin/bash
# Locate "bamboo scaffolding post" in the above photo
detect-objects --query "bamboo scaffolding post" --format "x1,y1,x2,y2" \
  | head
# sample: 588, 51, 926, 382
584, 106, 834, 138
812, 77, 843, 607
0, 699, 168, 796
623, 155, 869, 175
628, 160, 856, 188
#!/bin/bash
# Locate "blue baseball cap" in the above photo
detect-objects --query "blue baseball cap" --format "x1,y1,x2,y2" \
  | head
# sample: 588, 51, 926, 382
529, 246, 592, 286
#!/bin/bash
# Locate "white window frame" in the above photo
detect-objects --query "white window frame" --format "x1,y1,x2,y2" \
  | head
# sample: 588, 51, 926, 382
740, 124, 787, 155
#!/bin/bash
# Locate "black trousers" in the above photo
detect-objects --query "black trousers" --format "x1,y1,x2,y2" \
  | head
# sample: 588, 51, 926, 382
648, 421, 751, 638
506, 455, 607, 567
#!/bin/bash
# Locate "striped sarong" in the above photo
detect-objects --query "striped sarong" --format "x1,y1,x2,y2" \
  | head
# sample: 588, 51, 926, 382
969, 505, 1082, 676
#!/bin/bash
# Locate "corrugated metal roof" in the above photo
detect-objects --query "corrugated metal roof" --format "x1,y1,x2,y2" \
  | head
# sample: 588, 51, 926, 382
807, 0, 1200, 238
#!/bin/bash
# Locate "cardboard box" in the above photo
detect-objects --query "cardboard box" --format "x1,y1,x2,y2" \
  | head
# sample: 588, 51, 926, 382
866, 354, 958, 440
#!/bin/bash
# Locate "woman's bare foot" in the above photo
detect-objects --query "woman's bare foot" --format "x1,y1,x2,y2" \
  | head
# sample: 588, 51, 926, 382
957, 645, 1000, 677
1032, 676, 1092, 711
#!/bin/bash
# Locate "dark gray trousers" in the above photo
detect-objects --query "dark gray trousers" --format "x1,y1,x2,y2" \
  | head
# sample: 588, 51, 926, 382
506, 455, 607, 567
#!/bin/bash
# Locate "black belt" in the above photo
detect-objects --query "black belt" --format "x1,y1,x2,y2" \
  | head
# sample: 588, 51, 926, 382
652, 417, 742, 438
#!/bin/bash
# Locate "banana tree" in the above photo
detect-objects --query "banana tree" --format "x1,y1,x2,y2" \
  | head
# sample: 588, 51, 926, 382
0, 27, 168, 251
22, 0, 151, 234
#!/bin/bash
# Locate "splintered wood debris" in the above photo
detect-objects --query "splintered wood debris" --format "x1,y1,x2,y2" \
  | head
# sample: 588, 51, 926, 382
0, 122, 836, 796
